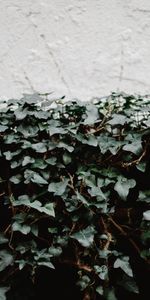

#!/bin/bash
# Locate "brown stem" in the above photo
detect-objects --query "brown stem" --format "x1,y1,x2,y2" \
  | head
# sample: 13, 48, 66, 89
61, 259, 93, 273
122, 147, 147, 168
109, 217, 141, 255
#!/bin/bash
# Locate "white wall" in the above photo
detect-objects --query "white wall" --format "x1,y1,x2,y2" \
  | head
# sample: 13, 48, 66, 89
0, 0, 150, 101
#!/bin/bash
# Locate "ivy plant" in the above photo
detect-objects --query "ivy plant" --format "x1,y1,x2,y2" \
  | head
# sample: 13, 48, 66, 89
0, 92, 150, 299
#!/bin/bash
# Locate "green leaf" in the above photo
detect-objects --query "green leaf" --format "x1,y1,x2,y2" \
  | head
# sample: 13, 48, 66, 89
0, 234, 8, 245
143, 210, 150, 221
77, 275, 91, 291
114, 176, 136, 200
114, 256, 133, 277
22, 156, 35, 166
96, 286, 103, 296
99, 135, 122, 155
24, 170, 48, 185
48, 179, 69, 196
123, 141, 142, 155
17, 125, 39, 137
31, 173, 48, 185
11, 160, 22, 169
88, 186, 106, 199
71, 226, 96, 247
118, 274, 139, 294
10, 174, 22, 184
49, 126, 66, 136
84, 104, 99, 125
0, 286, 10, 300
0, 250, 13, 271
62, 152, 72, 165
12, 222, 31, 235
94, 265, 108, 280
76, 133, 98, 147
14, 107, 28, 120
37, 261, 55, 269
57, 142, 74, 153
108, 114, 128, 126
104, 288, 117, 300
136, 162, 146, 172
32, 142, 47, 153
45, 157, 57, 165
31, 224, 38, 237
48, 246, 62, 257
32, 159, 47, 169
13, 195, 55, 217
0, 125, 8, 132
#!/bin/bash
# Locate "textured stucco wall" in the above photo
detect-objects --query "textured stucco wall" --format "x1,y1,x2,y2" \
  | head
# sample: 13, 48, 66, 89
0, 0, 150, 100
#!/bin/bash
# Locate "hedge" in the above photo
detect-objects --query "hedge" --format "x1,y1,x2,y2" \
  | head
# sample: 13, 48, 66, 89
0, 92, 150, 300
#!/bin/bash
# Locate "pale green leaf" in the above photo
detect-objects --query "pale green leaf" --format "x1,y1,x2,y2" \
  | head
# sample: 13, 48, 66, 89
114, 256, 133, 277
71, 226, 95, 248
114, 176, 136, 200
0, 250, 13, 271
48, 179, 69, 196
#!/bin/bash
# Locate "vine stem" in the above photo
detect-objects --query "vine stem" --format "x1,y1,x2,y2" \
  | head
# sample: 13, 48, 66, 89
109, 217, 141, 255
121, 147, 147, 168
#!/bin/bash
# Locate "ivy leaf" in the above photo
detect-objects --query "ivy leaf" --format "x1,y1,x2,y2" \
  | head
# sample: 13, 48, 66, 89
31, 224, 38, 237
94, 265, 108, 280
143, 210, 150, 221
31, 173, 48, 185
12, 222, 31, 235
49, 126, 66, 136
13, 196, 55, 217
84, 104, 99, 125
118, 274, 139, 294
3, 150, 21, 160
22, 156, 35, 166
48, 179, 69, 196
45, 157, 57, 165
114, 256, 133, 277
14, 107, 28, 120
104, 288, 117, 300
32, 159, 47, 169
0, 286, 10, 300
88, 186, 106, 199
57, 142, 74, 153
0, 250, 13, 271
77, 275, 91, 291
0, 125, 8, 132
48, 246, 62, 257
37, 261, 55, 269
62, 153, 72, 165
0, 234, 8, 245
71, 226, 96, 247
10, 174, 22, 184
32, 142, 47, 153
123, 141, 142, 155
76, 134, 98, 147
136, 162, 146, 172
17, 125, 39, 137
114, 176, 136, 200
24, 170, 48, 185
108, 114, 128, 126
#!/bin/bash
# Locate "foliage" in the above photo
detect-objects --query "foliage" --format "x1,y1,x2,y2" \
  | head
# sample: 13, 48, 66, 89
0, 92, 150, 299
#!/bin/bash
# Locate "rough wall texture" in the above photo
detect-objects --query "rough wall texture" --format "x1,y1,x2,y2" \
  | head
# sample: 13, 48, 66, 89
0, 0, 150, 100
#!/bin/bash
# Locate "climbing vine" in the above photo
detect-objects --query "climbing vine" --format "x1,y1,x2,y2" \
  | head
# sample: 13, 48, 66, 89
0, 92, 150, 299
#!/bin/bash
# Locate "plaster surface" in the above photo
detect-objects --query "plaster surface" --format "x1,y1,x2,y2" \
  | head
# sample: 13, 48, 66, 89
0, 0, 150, 100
